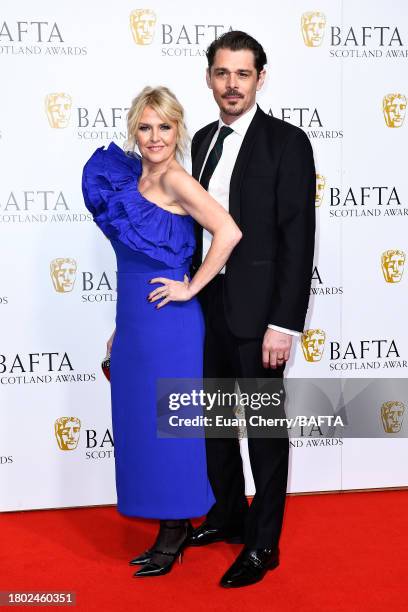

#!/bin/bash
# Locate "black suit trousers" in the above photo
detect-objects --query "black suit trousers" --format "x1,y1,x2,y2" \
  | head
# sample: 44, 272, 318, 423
201, 275, 289, 549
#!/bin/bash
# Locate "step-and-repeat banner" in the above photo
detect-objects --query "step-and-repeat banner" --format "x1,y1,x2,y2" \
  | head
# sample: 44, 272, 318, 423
1, 0, 407, 511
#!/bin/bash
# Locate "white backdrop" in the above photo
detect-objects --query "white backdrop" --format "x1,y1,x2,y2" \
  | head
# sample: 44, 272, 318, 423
0, 0, 407, 511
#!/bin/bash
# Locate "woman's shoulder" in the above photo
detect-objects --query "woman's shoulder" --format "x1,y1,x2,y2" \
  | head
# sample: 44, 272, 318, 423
160, 162, 194, 193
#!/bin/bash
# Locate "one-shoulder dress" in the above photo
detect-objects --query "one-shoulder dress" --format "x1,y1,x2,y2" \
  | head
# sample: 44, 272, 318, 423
82, 142, 214, 518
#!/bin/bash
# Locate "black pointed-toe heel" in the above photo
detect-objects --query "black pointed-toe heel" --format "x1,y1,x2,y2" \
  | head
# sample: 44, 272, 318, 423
129, 548, 153, 566
133, 522, 192, 578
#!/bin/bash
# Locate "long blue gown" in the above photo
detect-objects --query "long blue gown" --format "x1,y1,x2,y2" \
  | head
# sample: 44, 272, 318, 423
82, 142, 214, 518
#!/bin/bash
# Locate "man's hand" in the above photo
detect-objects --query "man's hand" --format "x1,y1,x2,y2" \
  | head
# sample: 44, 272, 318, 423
262, 328, 293, 369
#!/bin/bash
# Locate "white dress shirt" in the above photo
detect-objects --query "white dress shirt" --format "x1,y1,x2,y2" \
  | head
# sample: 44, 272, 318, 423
199, 103, 299, 337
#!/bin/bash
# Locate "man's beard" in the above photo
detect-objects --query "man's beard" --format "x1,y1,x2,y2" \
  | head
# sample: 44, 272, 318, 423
220, 90, 245, 116
221, 100, 245, 116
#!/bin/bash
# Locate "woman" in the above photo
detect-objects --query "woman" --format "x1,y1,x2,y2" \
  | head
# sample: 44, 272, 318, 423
82, 86, 241, 577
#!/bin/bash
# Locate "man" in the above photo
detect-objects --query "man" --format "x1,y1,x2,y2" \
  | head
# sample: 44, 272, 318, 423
189, 31, 316, 588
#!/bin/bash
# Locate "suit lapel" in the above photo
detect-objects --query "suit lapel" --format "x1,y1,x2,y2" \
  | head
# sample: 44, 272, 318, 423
192, 122, 218, 180
229, 106, 263, 225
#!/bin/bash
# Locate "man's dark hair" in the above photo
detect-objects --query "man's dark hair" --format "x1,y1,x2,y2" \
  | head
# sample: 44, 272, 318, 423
206, 30, 267, 76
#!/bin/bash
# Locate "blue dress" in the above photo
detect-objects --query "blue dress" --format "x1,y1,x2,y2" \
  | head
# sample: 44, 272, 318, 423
82, 142, 214, 518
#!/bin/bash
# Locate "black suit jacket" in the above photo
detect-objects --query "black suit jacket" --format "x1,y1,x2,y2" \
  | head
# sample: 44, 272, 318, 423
191, 105, 316, 339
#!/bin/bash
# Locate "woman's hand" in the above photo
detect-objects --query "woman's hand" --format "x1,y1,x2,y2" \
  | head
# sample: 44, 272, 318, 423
106, 329, 116, 356
148, 274, 192, 309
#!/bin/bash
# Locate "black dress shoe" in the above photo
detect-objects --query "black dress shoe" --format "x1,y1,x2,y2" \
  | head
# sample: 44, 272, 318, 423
129, 548, 153, 566
220, 547, 279, 588
188, 521, 244, 547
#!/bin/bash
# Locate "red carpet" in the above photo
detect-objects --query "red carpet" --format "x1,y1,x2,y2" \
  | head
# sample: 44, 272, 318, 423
1, 490, 408, 611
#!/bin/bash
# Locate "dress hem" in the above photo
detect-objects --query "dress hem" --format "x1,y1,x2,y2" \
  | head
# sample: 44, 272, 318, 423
117, 503, 213, 520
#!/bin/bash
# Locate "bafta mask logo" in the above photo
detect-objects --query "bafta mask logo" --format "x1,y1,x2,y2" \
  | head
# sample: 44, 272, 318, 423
383, 93, 407, 128
301, 329, 326, 362
45, 93, 72, 128
381, 401, 405, 434
50, 258, 77, 293
315, 174, 326, 207
130, 9, 157, 45
55, 416, 81, 451
381, 250, 405, 283
301, 11, 326, 47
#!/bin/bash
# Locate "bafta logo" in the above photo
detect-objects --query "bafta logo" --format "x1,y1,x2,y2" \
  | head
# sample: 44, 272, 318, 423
45, 93, 72, 128
301, 329, 326, 362
381, 250, 405, 283
315, 174, 326, 207
55, 416, 81, 451
50, 258, 77, 293
301, 11, 326, 47
383, 93, 407, 128
130, 9, 157, 45
381, 401, 405, 434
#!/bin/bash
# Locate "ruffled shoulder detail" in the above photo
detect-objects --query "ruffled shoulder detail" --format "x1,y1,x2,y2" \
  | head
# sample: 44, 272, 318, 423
82, 142, 195, 268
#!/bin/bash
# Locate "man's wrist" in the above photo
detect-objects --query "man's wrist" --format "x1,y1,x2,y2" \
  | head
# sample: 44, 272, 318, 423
267, 324, 301, 337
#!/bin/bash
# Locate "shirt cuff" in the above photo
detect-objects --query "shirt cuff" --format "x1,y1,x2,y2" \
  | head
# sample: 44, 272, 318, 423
267, 324, 301, 337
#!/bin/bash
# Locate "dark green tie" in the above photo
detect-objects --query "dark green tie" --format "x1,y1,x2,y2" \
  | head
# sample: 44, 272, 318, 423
199, 125, 233, 191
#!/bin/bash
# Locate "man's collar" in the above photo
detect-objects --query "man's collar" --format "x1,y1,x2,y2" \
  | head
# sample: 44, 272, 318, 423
218, 103, 258, 137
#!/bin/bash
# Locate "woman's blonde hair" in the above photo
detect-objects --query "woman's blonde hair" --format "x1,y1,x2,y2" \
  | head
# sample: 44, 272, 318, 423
125, 86, 189, 160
